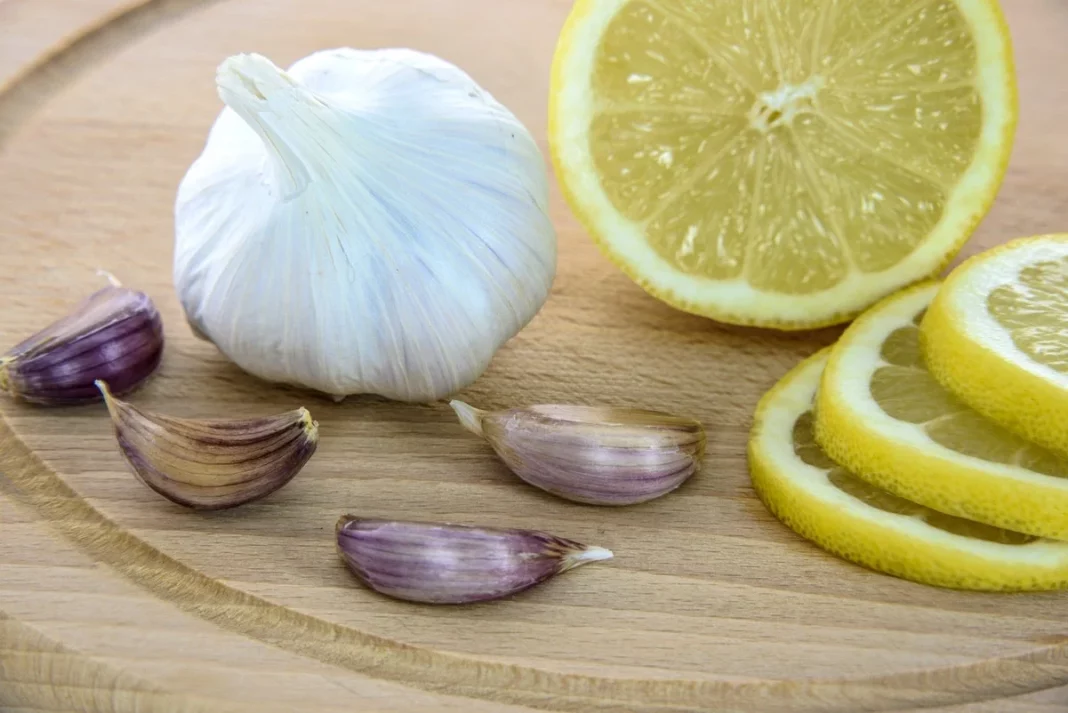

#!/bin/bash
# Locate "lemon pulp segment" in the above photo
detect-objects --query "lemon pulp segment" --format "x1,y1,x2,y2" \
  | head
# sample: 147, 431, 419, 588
989, 256, 1068, 371
922, 235, 1068, 458
551, 0, 1016, 327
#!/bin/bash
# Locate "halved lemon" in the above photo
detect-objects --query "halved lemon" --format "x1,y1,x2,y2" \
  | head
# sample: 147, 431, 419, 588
815, 281, 1068, 540
749, 349, 1068, 591
922, 234, 1068, 459
549, 0, 1017, 328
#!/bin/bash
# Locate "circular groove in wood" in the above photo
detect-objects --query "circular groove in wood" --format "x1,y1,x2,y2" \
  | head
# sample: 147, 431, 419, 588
1, 1, 1068, 711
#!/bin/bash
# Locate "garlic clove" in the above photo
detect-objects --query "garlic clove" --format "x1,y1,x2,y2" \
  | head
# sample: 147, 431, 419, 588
335, 516, 612, 604
450, 400, 706, 506
0, 280, 163, 405
97, 381, 318, 510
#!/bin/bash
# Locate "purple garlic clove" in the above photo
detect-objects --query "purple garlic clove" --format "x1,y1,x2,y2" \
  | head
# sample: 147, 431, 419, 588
0, 277, 164, 405
449, 401, 706, 506
335, 516, 612, 604
98, 381, 318, 510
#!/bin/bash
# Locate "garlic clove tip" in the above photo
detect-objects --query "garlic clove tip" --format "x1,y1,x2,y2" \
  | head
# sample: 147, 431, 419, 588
95, 378, 113, 404
95, 269, 122, 287
564, 545, 614, 569
96, 379, 127, 422
449, 399, 486, 437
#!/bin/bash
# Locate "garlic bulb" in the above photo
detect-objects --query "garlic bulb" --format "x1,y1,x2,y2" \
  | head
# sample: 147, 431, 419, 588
174, 49, 556, 402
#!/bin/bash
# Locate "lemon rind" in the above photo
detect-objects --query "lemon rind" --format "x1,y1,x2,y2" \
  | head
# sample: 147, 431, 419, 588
750, 349, 1068, 591
549, 0, 1018, 329
815, 280, 1068, 540
923, 234, 1068, 458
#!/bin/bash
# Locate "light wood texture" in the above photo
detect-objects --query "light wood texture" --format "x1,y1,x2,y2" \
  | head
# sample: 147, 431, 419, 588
2, 0, 1068, 711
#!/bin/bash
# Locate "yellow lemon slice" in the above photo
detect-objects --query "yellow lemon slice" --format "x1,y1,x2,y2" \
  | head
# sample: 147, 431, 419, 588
815, 281, 1068, 540
922, 234, 1068, 459
749, 349, 1068, 591
549, 0, 1017, 328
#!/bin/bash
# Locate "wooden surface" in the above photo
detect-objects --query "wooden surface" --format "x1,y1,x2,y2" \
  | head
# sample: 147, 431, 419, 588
2, 0, 1068, 711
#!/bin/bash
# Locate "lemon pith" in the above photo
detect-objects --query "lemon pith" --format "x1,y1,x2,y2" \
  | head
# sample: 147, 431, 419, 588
749, 349, 1068, 591
549, 0, 1017, 328
814, 281, 1068, 540
922, 234, 1068, 459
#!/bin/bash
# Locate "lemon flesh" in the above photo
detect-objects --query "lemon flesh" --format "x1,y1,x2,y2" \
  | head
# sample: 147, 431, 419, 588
749, 350, 1068, 591
815, 282, 1068, 540
923, 235, 1068, 459
550, 0, 1016, 328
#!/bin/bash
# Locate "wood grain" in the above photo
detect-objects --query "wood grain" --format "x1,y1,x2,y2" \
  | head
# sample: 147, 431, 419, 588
2, 0, 1068, 710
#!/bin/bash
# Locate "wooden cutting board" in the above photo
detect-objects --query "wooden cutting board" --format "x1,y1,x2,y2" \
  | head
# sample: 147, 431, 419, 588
3, 1, 1068, 711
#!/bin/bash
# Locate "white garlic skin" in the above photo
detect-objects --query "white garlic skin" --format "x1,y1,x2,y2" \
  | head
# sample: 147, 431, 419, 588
173, 48, 556, 402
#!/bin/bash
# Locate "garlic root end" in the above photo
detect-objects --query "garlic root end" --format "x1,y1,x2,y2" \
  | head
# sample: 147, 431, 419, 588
298, 407, 320, 442
0, 358, 12, 394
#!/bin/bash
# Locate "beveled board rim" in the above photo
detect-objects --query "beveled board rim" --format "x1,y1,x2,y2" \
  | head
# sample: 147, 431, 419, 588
1, 0, 1067, 711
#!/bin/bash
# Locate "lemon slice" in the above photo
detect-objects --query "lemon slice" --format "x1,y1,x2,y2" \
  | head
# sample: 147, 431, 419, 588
549, 0, 1017, 328
922, 234, 1068, 459
749, 349, 1068, 591
814, 281, 1068, 540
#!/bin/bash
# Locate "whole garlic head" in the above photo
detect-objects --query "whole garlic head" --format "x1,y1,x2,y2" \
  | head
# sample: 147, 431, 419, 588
174, 48, 556, 402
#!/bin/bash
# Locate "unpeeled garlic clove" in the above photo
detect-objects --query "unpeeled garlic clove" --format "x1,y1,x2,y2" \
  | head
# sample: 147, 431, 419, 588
335, 516, 612, 604
0, 278, 163, 405
450, 401, 706, 506
98, 381, 318, 510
